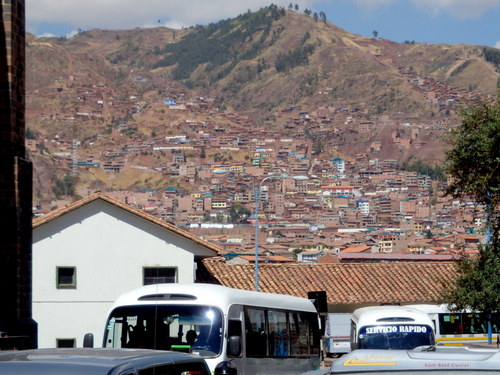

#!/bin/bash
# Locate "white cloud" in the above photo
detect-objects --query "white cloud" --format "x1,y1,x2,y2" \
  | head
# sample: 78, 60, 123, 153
495, 41, 500, 49
411, 0, 500, 19
26, 0, 316, 35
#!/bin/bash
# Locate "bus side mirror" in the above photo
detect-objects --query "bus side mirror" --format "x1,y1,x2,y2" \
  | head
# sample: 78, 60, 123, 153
83, 333, 94, 348
227, 336, 241, 357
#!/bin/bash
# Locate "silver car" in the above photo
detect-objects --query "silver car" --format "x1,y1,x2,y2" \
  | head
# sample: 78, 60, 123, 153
304, 346, 500, 375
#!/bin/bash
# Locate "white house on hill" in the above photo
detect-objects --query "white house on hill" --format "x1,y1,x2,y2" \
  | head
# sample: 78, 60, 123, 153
32, 192, 220, 348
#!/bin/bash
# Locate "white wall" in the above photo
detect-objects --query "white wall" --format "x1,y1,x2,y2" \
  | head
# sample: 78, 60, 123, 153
33, 200, 215, 348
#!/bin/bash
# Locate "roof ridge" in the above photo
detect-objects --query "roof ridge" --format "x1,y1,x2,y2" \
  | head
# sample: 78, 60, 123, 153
33, 192, 222, 254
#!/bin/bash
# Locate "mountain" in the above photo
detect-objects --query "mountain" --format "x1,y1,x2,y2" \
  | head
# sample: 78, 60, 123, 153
25, 6, 500, 202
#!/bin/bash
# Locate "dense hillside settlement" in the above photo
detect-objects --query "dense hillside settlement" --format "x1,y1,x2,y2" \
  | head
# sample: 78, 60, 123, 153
25, 8, 500, 261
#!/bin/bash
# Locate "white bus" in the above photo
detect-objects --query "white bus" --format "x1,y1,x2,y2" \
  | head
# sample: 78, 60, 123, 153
407, 304, 499, 346
350, 306, 435, 350
102, 283, 321, 374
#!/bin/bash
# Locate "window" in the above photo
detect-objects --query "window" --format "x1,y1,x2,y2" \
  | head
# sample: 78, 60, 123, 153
289, 312, 309, 356
56, 338, 75, 348
143, 267, 177, 285
244, 307, 319, 358
244, 307, 267, 358
268, 310, 289, 357
56, 267, 76, 289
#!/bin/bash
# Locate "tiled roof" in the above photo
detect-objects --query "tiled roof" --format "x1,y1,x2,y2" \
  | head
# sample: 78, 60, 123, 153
332, 253, 458, 262
33, 192, 222, 255
233, 255, 295, 263
341, 246, 371, 253
202, 258, 456, 305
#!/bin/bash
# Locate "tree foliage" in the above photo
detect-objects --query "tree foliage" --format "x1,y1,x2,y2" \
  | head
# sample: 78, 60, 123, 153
440, 101, 500, 313
440, 245, 500, 314
483, 47, 500, 69
152, 5, 286, 82
275, 45, 315, 73
229, 202, 251, 223
445, 102, 500, 245
398, 158, 446, 181
53, 175, 76, 198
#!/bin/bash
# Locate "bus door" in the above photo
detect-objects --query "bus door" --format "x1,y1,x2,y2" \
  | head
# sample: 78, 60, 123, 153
227, 305, 244, 374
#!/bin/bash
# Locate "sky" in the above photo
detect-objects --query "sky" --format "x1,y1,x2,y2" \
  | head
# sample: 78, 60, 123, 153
26, 0, 500, 49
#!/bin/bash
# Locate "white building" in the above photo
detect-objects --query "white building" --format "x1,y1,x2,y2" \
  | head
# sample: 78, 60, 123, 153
356, 199, 370, 215
32, 193, 220, 348
331, 157, 345, 175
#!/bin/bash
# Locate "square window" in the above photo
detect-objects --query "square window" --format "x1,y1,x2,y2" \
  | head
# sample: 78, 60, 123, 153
143, 267, 176, 285
56, 267, 76, 289
56, 338, 75, 348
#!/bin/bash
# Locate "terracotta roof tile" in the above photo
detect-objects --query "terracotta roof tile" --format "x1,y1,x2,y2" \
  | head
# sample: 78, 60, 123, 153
202, 258, 456, 304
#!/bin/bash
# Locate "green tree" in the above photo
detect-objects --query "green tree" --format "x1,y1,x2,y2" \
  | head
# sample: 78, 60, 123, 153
53, 175, 76, 198
441, 245, 500, 314
372, 30, 378, 38
444, 102, 500, 246
440, 102, 500, 331
229, 202, 251, 223
312, 139, 325, 154
26, 127, 36, 140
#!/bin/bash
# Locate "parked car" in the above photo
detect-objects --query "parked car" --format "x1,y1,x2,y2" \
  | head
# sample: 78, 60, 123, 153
0, 348, 217, 375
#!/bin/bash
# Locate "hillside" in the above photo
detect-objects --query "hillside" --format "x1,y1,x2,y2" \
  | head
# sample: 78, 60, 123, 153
25, 6, 500, 202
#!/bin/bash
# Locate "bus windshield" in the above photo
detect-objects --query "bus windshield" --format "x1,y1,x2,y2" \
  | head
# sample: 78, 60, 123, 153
103, 305, 223, 357
358, 324, 434, 349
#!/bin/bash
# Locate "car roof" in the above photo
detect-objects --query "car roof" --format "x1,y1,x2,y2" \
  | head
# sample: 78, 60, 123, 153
0, 348, 208, 375
330, 346, 500, 373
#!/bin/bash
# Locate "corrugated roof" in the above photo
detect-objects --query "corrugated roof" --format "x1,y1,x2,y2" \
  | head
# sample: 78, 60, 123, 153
202, 258, 456, 305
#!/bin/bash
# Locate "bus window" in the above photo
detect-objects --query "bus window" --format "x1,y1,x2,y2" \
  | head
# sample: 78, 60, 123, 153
268, 310, 289, 357
244, 307, 267, 358
104, 305, 223, 356
289, 312, 308, 356
439, 313, 462, 335
309, 313, 321, 356
358, 325, 433, 349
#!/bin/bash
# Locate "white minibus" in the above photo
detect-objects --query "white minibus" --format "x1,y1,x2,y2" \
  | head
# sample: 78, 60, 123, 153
102, 283, 321, 374
350, 306, 435, 350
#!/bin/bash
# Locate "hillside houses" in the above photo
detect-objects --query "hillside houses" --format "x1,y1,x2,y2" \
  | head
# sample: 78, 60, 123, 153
28, 65, 490, 263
